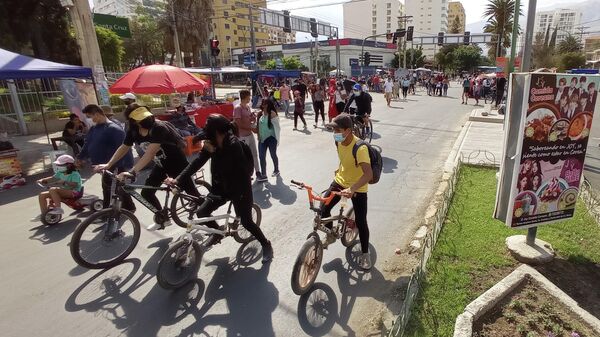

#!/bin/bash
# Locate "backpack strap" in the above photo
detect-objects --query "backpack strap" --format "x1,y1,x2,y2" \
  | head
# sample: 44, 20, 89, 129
352, 140, 367, 167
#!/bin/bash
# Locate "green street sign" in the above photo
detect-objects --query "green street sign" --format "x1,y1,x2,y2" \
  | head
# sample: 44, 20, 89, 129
93, 13, 131, 38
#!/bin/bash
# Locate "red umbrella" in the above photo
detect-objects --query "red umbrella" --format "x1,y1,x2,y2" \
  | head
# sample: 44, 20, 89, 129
109, 64, 208, 94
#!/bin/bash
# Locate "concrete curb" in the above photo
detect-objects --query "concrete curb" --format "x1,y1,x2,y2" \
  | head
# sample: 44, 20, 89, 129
453, 264, 600, 336
444, 121, 472, 172
468, 107, 504, 124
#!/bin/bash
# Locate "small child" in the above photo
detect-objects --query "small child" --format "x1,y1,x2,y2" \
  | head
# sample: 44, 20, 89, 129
35, 154, 83, 218
293, 90, 307, 131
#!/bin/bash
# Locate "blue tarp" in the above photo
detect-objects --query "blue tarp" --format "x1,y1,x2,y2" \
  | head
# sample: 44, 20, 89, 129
0, 48, 92, 80
250, 69, 301, 79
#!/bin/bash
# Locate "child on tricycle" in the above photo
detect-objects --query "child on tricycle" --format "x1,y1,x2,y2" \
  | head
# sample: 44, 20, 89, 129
36, 154, 83, 217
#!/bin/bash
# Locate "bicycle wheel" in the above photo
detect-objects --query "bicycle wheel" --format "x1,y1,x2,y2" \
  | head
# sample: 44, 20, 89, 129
352, 122, 363, 140
340, 207, 359, 247
232, 203, 262, 244
156, 239, 203, 290
170, 192, 203, 228
291, 235, 323, 295
70, 208, 140, 269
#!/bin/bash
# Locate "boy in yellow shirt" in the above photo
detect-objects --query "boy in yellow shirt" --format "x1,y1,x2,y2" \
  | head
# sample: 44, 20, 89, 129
323, 114, 373, 270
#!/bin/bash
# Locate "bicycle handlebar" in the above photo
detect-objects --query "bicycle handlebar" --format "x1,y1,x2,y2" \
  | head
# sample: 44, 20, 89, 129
291, 180, 340, 206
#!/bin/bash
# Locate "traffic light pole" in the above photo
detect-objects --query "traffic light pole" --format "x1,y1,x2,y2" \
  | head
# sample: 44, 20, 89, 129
248, 4, 258, 70
360, 33, 391, 76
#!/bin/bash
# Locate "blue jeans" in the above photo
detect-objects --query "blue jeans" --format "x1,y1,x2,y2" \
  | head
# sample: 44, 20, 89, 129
282, 100, 290, 115
252, 95, 259, 108
258, 136, 279, 176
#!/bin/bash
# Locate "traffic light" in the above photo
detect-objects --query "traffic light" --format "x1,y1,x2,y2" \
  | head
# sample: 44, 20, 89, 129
463, 31, 471, 45
406, 26, 414, 41
392, 31, 398, 44
364, 52, 371, 66
437, 32, 444, 46
386, 33, 392, 41
310, 18, 318, 38
283, 10, 291, 33
210, 39, 220, 57
392, 29, 404, 44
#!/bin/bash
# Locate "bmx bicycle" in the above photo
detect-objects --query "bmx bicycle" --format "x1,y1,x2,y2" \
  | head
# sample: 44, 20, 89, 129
155, 191, 262, 289
349, 114, 373, 143
36, 180, 103, 226
289, 180, 358, 295
69, 170, 210, 269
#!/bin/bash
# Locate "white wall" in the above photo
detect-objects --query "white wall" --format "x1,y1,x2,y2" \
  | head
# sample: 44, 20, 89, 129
343, 0, 403, 40
405, 0, 448, 58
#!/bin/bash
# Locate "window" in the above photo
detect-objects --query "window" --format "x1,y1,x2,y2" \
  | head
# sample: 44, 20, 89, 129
223, 0, 227, 3
224, 11, 229, 17
235, 42, 238, 46
233, 30, 237, 34
226, 35, 231, 40
387, 16, 391, 22
232, 18, 236, 23
387, 23, 391, 28
225, 24, 230, 29
373, 30, 377, 35
372, 10, 377, 16
372, 23, 377, 29
373, 17, 377, 22
387, 10, 391, 15
387, 3, 391, 8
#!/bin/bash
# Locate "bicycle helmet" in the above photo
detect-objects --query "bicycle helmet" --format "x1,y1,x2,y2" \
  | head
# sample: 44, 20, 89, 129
352, 83, 362, 91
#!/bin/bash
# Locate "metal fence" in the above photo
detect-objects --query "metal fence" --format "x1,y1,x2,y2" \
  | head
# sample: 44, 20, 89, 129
0, 78, 69, 135
388, 150, 499, 337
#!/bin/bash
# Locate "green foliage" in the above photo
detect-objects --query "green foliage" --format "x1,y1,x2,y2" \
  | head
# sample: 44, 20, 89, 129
532, 32, 555, 70
483, 0, 522, 59
394, 48, 426, 69
558, 52, 587, 72
557, 35, 582, 54
95, 26, 125, 69
265, 60, 277, 69
282, 56, 304, 70
124, 6, 166, 68
453, 45, 482, 72
435, 45, 458, 71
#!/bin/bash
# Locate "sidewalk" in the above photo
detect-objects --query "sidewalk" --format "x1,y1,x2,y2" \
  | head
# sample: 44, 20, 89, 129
8, 131, 63, 176
456, 107, 505, 167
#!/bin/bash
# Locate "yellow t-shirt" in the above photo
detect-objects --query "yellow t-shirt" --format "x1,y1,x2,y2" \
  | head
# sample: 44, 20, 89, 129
335, 136, 371, 193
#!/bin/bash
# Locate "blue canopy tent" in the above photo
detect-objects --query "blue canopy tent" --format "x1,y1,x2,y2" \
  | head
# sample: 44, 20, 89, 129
0, 48, 93, 135
250, 69, 301, 80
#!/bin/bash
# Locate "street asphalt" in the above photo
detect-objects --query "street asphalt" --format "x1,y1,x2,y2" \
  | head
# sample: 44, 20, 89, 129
0, 86, 473, 337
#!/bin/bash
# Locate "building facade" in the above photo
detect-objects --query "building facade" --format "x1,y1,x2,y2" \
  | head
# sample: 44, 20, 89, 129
405, 0, 449, 58
93, 0, 164, 18
533, 9, 582, 44
447, 1, 465, 34
231, 39, 398, 76
343, 0, 405, 41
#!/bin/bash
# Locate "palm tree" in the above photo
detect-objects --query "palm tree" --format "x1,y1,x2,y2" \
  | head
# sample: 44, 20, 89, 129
162, 0, 213, 66
557, 34, 582, 54
483, 0, 520, 59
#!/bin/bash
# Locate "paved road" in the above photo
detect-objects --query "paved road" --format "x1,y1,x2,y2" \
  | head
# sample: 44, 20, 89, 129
0, 87, 472, 337
585, 107, 600, 190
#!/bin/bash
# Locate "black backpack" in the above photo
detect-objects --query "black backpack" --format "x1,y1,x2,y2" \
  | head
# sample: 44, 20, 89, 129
336, 140, 383, 184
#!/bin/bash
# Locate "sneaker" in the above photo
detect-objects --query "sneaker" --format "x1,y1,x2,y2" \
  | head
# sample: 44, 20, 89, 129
313, 124, 318, 128
48, 208, 64, 215
146, 220, 172, 231
272, 171, 280, 177
257, 175, 268, 183
293, 127, 298, 131
262, 242, 274, 263
321, 232, 336, 249
359, 252, 372, 270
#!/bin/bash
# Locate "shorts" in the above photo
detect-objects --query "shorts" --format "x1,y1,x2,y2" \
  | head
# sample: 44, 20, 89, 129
72, 189, 83, 199
463, 87, 470, 93
384, 92, 392, 99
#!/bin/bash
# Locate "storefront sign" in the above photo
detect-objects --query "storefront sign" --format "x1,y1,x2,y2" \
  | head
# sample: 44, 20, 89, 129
93, 13, 131, 38
495, 73, 598, 228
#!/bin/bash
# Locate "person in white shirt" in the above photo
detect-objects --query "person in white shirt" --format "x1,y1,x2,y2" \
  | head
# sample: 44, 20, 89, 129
383, 77, 394, 106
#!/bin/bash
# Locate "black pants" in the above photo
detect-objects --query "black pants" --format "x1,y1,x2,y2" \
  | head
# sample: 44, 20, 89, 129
313, 100, 325, 124
336, 102, 346, 115
196, 191, 269, 247
294, 110, 307, 128
102, 168, 136, 211
402, 87, 408, 98
495, 87, 504, 106
142, 164, 200, 211
320, 181, 369, 253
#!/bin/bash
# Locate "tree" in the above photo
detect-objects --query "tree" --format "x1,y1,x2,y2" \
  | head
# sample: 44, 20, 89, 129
532, 32, 555, 70
162, 0, 213, 66
557, 34, 582, 54
483, 0, 521, 59
95, 27, 125, 69
123, 6, 166, 68
0, 0, 81, 65
453, 45, 482, 72
449, 16, 462, 34
548, 25, 558, 49
435, 45, 458, 71
282, 56, 304, 70
393, 47, 426, 68
543, 24, 550, 47
558, 52, 586, 71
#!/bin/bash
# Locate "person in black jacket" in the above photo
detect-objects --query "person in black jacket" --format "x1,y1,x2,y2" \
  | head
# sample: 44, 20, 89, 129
165, 114, 274, 263
344, 83, 373, 133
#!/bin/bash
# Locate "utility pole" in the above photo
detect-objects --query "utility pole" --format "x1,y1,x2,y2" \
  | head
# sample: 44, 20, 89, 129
508, 0, 520, 74
170, 1, 183, 67
314, 37, 319, 76
309, 41, 314, 72
335, 27, 341, 77
248, 2, 258, 70
397, 15, 413, 69
520, 0, 537, 72
576, 25, 590, 48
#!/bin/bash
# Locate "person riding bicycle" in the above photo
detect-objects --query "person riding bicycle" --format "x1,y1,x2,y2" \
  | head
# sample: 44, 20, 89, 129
344, 83, 373, 134
164, 114, 274, 263
322, 114, 373, 270
95, 104, 201, 231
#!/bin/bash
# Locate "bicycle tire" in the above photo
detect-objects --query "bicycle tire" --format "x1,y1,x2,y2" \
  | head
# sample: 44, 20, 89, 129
340, 207, 359, 247
170, 180, 211, 228
156, 239, 203, 290
232, 203, 262, 244
364, 119, 373, 143
70, 208, 140, 269
291, 235, 323, 295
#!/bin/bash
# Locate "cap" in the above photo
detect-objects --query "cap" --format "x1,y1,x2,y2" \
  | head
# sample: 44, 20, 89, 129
119, 93, 136, 100
353, 83, 362, 91
326, 113, 353, 130
129, 106, 153, 121
53, 154, 75, 166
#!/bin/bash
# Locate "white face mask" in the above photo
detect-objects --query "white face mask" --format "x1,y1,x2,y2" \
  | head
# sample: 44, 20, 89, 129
55, 165, 67, 173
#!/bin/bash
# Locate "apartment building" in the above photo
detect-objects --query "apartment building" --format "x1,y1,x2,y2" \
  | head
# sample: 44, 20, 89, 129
447, 1, 465, 34
534, 9, 582, 43
343, 0, 405, 40
405, 0, 449, 58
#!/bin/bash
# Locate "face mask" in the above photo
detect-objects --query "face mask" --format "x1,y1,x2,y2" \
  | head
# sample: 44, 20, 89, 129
333, 132, 346, 142
353, 90, 360, 95
55, 166, 67, 173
